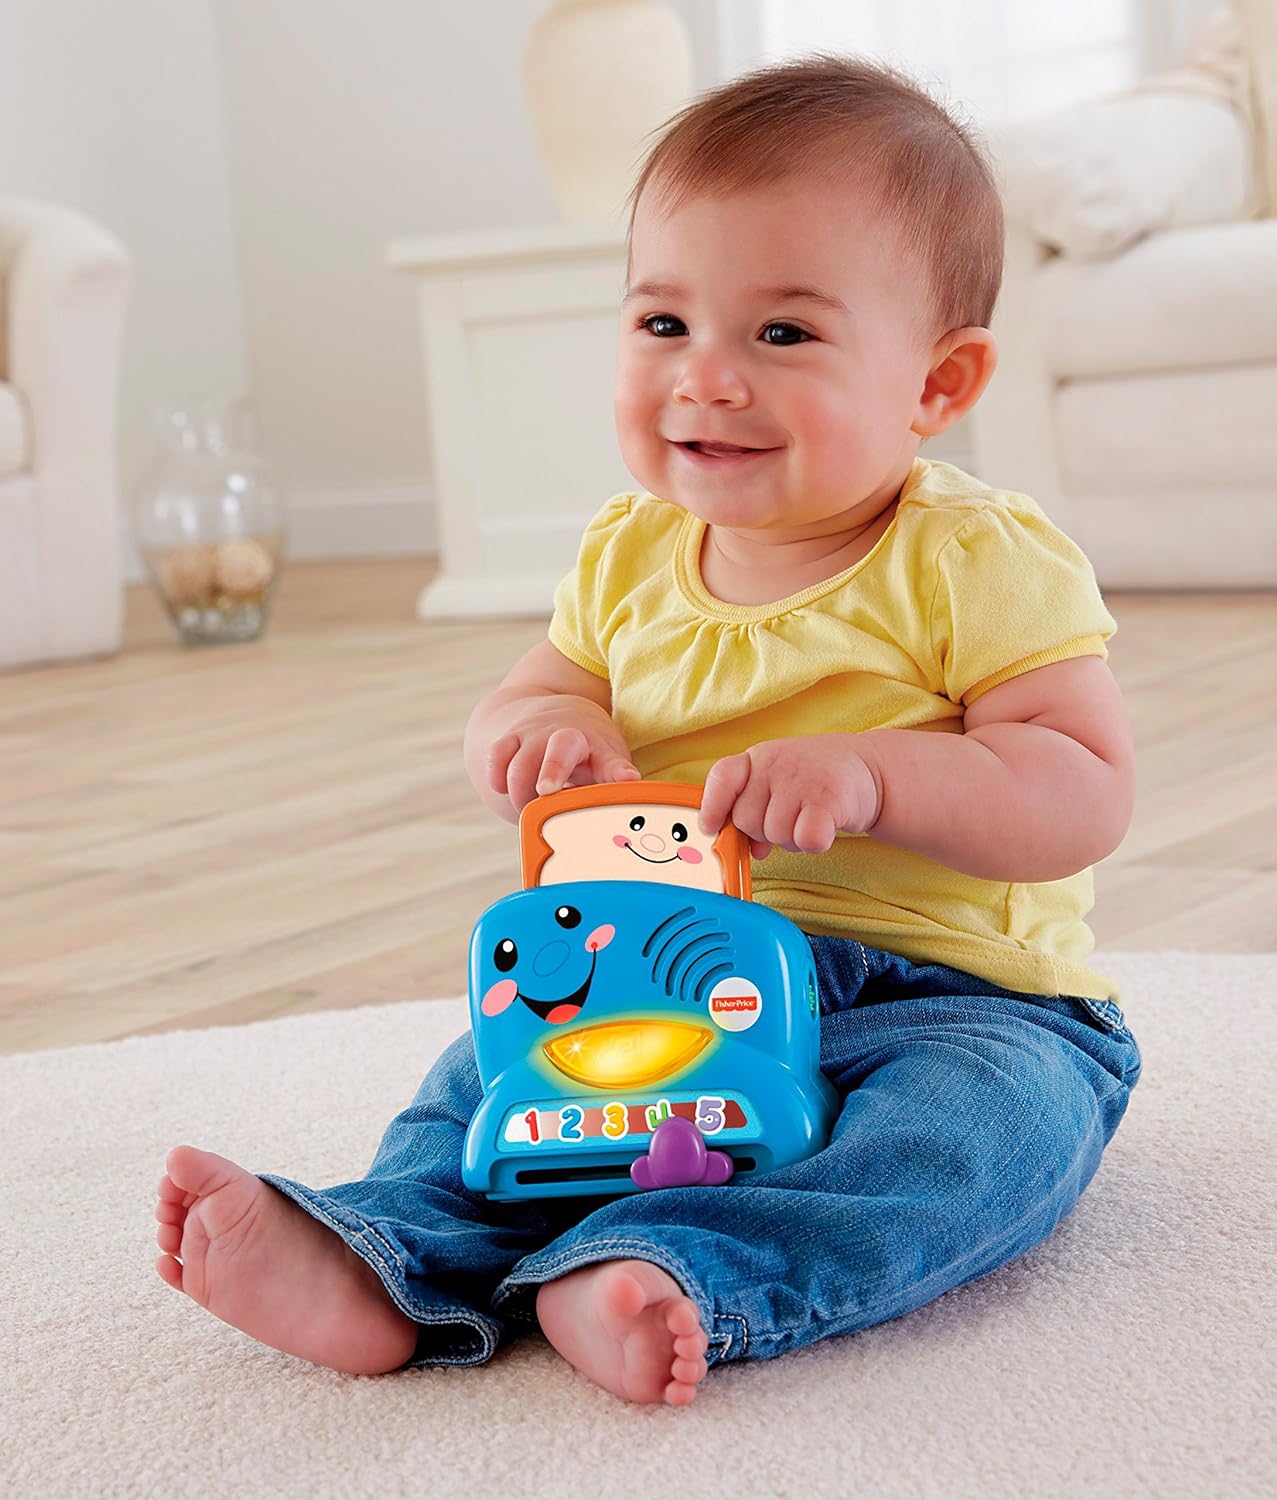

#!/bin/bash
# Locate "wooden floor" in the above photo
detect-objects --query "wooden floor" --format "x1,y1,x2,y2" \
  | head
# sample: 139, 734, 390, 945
2, 560, 1274, 1054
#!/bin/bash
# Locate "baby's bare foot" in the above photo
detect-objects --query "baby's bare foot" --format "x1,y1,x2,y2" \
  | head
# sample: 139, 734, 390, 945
154, 1144, 417, 1375
535, 1259, 710, 1405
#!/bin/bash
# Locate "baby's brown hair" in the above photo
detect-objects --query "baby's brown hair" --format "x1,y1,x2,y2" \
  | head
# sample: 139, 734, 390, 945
626, 53, 1005, 340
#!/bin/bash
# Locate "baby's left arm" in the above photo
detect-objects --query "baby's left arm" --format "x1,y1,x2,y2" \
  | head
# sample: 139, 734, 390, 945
699, 656, 1134, 883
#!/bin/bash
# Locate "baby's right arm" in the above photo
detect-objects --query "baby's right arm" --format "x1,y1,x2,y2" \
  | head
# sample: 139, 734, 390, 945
463, 638, 640, 824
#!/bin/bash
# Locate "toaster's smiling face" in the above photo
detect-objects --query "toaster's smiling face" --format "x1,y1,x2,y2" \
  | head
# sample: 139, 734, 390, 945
479, 902, 616, 1026
476, 894, 719, 1086
470, 885, 743, 1090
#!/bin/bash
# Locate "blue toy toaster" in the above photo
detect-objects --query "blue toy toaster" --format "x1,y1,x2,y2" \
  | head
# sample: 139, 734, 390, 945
460, 783, 838, 1201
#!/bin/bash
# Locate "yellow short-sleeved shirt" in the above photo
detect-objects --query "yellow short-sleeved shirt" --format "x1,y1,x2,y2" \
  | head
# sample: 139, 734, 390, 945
549, 457, 1120, 1001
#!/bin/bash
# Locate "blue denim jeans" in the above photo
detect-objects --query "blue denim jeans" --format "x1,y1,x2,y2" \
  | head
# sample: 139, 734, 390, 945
261, 936, 1141, 1370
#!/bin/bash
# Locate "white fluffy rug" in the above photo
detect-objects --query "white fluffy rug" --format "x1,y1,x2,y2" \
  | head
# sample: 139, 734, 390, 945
4, 952, 1274, 1500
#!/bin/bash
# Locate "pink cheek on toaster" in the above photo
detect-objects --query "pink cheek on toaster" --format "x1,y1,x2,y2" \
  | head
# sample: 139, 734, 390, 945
612, 835, 630, 848
481, 978, 518, 1016
677, 848, 703, 863
586, 924, 614, 953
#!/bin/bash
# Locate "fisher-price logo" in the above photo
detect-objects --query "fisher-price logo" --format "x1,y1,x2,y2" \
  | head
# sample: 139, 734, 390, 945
708, 977, 762, 1032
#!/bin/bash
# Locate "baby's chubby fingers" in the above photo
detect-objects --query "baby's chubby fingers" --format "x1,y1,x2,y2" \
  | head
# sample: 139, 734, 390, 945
535, 727, 594, 796
790, 802, 838, 854
502, 734, 554, 812
486, 733, 521, 796
699, 752, 752, 838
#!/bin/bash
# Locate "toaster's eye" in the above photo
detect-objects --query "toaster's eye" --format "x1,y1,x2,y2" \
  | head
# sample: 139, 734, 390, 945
493, 938, 518, 972
671, 822, 688, 842
554, 905, 581, 929
629, 815, 645, 832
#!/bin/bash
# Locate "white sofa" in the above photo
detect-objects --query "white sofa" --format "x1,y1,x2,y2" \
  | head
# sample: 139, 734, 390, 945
972, 4, 1277, 589
0, 197, 130, 670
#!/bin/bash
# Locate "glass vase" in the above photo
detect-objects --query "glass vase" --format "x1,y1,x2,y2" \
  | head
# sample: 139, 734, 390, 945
133, 397, 286, 646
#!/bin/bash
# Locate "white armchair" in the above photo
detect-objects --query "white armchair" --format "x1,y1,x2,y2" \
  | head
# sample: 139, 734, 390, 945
0, 197, 130, 670
971, 3, 1277, 588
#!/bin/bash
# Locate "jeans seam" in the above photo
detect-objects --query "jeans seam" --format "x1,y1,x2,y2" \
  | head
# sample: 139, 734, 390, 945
714, 1312, 749, 1359
259, 1175, 501, 1365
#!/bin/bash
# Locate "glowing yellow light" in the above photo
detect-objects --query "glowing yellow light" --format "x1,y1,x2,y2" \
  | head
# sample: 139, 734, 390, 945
542, 1020, 713, 1089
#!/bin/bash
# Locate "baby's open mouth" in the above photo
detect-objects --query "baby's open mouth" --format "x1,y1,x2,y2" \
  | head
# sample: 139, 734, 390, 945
683, 440, 767, 456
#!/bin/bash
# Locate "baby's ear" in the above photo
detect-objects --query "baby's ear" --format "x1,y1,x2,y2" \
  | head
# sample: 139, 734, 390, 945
911, 328, 998, 437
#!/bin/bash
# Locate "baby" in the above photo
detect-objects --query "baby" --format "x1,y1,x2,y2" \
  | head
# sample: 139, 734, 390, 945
155, 55, 1142, 1407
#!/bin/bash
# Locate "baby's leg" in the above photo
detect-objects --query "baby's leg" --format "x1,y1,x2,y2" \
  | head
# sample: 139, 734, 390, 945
156, 1033, 563, 1371
498, 991, 1141, 1381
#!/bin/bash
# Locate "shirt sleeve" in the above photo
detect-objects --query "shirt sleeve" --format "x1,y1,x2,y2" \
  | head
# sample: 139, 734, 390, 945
930, 500, 1117, 706
547, 493, 637, 680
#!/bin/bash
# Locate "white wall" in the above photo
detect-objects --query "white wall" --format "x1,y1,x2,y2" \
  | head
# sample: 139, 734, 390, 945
212, 0, 720, 558
1, 0, 721, 569
211, 0, 555, 558
0, 0, 250, 506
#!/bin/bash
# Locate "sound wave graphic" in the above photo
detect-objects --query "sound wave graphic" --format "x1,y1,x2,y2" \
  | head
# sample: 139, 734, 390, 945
642, 907, 735, 1004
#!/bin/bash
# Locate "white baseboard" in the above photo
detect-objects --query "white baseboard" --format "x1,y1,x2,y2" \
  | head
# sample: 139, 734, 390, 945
122, 481, 437, 582
417, 571, 559, 620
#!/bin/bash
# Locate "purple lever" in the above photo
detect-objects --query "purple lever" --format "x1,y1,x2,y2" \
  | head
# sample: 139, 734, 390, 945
630, 1115, 735, 1190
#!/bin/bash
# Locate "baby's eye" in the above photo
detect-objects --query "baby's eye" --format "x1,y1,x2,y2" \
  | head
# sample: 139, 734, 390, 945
761, 322, 811, 346
639, 313, 686, 338
671, 822, 688, 842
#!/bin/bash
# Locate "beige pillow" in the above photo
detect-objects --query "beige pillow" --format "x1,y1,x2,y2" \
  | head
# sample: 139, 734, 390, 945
992, 89, 1250, 257
992, 2, 1264, 258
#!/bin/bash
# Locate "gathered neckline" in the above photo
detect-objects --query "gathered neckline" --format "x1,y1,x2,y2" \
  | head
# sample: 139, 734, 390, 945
672, 460, 925, 624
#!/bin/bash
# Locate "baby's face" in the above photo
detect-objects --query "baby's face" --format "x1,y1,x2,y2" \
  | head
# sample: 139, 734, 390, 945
617, 174, 937, 538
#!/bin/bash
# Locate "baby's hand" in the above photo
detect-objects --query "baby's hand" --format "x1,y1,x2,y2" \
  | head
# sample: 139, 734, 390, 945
488, 699, 640, 814
699, 735, 882, 860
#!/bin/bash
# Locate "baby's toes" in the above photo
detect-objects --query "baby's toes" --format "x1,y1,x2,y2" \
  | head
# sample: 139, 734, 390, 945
155, 1189, 189, 1258
671, 1352, 707, 1384
156, 1173, 195, 1210
664, 1297, 701, 1338
154, 1253, 184, 1290
156, 1221, 183, 1257
155, 1196, 186, 1227
673, 1325, 708, 1359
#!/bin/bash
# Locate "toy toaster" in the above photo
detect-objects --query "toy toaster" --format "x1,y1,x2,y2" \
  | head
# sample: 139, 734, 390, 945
461, 781, 838, 1201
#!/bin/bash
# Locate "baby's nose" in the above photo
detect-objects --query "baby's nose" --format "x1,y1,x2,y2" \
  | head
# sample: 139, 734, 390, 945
673, 350, 749, 407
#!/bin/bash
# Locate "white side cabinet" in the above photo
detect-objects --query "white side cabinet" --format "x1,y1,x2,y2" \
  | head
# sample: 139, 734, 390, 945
388, 224, 632, 620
